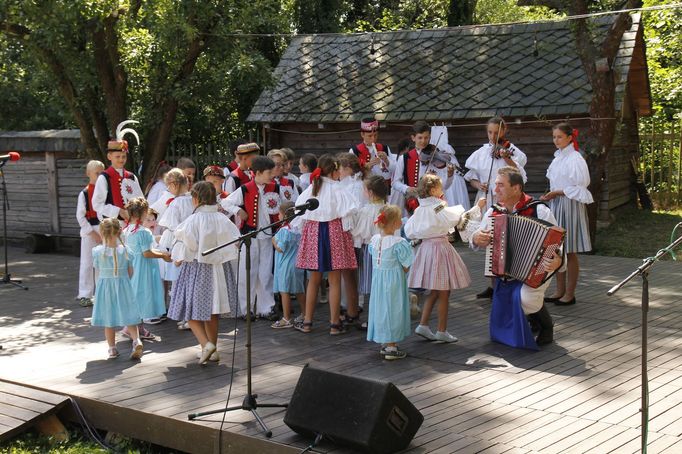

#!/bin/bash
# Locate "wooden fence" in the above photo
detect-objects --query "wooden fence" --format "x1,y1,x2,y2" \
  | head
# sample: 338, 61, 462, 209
638, 118, 682, 209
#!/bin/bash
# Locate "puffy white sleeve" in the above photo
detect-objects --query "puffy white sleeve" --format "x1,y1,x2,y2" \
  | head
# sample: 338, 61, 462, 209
563, 157, 594, 204
509, 144, 527, 168
92, 174, 120, 219
172, 217, 198, 262
469, 208, 494, 250
221, 187, 244, 217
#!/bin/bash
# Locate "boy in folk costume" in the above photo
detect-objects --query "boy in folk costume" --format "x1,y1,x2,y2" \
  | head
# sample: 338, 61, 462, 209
267, 149, 299, 203
76, 160, 105, 307
221, 156, 281, 320
92, 120, 145, 221
203, 165, 229, 201
391, 121, 455, 213
223, 142, 260, 193
349, 118, 395, 190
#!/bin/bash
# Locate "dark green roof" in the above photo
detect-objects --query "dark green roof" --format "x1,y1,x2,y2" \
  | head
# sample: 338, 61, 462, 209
248, 14, 645, 123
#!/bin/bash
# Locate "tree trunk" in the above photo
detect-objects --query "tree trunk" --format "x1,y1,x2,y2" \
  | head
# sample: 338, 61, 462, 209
448, 0, 476, 26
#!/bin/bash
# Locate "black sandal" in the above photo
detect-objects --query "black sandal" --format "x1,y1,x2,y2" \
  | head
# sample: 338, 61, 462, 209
329, 323, 348, 336
342, 314, 360, 326
295, 321, 313, 333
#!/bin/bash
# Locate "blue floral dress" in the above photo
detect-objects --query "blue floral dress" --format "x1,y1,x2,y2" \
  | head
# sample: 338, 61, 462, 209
124, 226, 166, 319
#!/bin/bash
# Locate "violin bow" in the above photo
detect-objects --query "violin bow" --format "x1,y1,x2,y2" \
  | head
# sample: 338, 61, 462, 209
425, 126, 446, 172
484, 119, 504, 199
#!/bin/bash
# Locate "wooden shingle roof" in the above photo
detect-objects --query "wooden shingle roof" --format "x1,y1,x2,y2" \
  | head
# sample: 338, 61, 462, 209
248, 14, 650, 123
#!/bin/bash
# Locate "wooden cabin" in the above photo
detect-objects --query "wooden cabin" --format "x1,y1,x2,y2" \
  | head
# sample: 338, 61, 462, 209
247, 14, 652, 218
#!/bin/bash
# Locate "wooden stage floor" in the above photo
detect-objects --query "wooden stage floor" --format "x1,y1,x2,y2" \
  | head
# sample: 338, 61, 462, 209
1, 245, 681, 453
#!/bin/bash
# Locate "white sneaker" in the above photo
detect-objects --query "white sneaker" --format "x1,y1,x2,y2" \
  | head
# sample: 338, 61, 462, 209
415, 324, 436, 341
199, 342, 216, 365
130, 339, 144, 360
195, 347, 220, 362
434, 331, 458, 343
177, 321, 190, 330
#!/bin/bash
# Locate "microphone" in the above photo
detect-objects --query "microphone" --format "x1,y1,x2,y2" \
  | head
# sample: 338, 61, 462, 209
0, 152, 21, 163
290, 198, 319, 213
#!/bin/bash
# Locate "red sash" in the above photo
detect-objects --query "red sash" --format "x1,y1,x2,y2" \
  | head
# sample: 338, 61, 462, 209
104, 166, 134, 209
402, 149, 420, 188
352, 143, 385, 167
241, 181, 280, 232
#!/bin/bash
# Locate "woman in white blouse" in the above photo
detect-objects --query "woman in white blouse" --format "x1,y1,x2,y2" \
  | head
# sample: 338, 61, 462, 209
540, 123, 594, 306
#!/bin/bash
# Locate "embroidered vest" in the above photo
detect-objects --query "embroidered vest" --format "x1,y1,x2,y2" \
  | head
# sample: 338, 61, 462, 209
230, 167, 252, 190
491, 194, 545, 218
82, 185, 99, 226
239, 181, 280, 234
402, 149, 420, 188
101, 166, 135, 210
227, 160, 238, 172
351, 143, 385, 167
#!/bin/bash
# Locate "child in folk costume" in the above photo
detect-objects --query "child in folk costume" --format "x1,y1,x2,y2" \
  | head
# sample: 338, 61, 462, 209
92, 120, 144, 222
367, 205, 414, 360
298, 153, 318, 192
349, 118, 395, 191
351, 175, 388, 327
281, 148, 302, 193
144, 161, 172, 206
541, 122, 593, 306
121, 198, 171, 340
268, 149, 299, 203
221, 156, 282, 320
157, 169, 193, 329
91, 218, 143, 360
391, 121, 456, 214
405, 174, 485, 343
338, 153, 367, 207
294, 154, 358, 335
169, 182, 240, 365
271, 201, 306, 329
430, 125, 470, 209
76, 160, 105, 307
223, 143, 260, 193
176, 157, 196, 190
203, 165, 229, 202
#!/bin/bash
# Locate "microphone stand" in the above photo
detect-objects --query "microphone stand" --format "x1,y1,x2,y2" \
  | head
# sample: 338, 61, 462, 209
187, 206, 310, 437
607, 231, 682, 454
0, 161, 28, 290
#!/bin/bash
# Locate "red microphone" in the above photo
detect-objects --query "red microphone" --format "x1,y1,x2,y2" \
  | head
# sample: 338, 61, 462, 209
0, 152, 21, 163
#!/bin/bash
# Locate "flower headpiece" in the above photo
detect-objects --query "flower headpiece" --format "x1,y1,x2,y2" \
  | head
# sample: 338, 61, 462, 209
571, 129, 580, 151
107, 120, 140, 153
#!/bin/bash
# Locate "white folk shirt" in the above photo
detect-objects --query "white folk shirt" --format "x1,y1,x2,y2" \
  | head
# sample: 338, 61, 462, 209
221, 183, 282, 240
464, 143, 527, 209
404, 196, 465, 240
76, 189, 99, 237
292, 177, 358, 230
347, 144, 396, 181
92, 168, 144, 219
546, 143, 594, 204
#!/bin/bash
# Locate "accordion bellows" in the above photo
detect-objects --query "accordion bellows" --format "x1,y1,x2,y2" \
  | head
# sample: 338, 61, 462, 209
485, 214, 565, 288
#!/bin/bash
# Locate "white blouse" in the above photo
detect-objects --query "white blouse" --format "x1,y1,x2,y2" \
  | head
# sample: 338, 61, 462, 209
158, 193, 194, 250
546, 144, 594, 204
293, 177, 358, 226
172, 205, 240, 265
149, 190, 174, 217
464, 143, 528, 184
146, 181, 168, 206
351, 202, 384, 247
404, 197, 466, 240
339, 174, 367, 207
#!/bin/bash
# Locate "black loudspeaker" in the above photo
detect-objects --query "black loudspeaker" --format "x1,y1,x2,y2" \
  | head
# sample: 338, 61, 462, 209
284, 365, 423, 453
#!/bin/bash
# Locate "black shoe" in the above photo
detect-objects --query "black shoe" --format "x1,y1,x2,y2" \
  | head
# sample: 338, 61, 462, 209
543, 296, 561, 303
554, 297, 576, 306
476, 287, 494, 299
527, 315, 540, 334
260, 310, 280, 321
534, 305, 554, 346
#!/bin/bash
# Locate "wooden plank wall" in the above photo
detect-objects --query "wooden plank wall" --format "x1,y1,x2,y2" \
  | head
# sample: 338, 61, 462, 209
57, 158, 87, 237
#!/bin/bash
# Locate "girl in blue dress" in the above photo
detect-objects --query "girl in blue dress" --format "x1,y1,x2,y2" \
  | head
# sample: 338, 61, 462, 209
122, 198, 171, 339
271, 201, 306, 329
91, 218, 144, 360
367, 205, 414, 360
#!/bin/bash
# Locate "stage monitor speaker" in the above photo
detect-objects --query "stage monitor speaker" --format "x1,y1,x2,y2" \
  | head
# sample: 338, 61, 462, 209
284, 365, 423, 453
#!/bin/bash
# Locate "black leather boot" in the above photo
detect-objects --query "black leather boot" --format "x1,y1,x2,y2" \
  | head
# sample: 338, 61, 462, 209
534, 305, 554, 346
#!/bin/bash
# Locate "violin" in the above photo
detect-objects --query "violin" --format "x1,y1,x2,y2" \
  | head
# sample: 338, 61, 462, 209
491, 137, 514, 159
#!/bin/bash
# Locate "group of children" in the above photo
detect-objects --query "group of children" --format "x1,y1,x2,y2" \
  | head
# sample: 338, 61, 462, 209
77, 115, 592, 363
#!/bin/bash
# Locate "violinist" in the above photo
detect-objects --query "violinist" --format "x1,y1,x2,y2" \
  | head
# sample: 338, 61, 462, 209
349, 118, 395, 190
464, 116, 527, 211
391, 121, 455, 215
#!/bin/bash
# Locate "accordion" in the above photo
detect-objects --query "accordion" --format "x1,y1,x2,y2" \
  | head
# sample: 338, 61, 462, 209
484, 214, 565, 288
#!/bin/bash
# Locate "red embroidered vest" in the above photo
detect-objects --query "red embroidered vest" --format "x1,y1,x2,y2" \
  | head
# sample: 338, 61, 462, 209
227, 160, 238, 172
351, 143, 385, 167
230, 167, 252, 190
102, 166, 134, 210
402, 149, 420, 188
492, 193, 544, 218
240, 181, 280, 234
82, 184, 99, 226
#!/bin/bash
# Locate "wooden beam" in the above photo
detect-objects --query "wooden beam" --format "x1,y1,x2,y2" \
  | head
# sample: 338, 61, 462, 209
45, 152, 60, 233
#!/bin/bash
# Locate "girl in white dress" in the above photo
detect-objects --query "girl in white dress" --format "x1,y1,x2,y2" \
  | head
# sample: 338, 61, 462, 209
541, 122, 593, 306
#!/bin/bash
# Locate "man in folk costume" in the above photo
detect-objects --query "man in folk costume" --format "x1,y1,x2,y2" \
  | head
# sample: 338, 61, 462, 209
92, 120, 144, 221
221, 156, 280, 321
471, 166, 563, 349
223, 142, 260, 193
349, 117, 395, 189
391, 120, 455, 213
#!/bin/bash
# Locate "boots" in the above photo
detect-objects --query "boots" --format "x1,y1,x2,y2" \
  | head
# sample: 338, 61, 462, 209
533, 304, 554, 346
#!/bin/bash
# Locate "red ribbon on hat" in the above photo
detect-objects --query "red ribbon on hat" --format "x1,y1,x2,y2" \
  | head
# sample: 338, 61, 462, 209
571, 129, 580, 151
374, 212, 386, 225
310, 167, 322, 181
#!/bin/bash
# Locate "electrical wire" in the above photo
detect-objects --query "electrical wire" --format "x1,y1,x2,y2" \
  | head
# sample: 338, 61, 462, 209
68, 397, 116, 452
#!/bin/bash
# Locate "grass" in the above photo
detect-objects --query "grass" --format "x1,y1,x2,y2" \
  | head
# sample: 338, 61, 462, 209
0, 427, 182, 454
595, 206, 682, 260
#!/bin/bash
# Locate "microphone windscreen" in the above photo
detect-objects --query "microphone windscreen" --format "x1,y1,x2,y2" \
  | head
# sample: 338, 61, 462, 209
307, 198, 320, 211
9, 152, 21, 161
